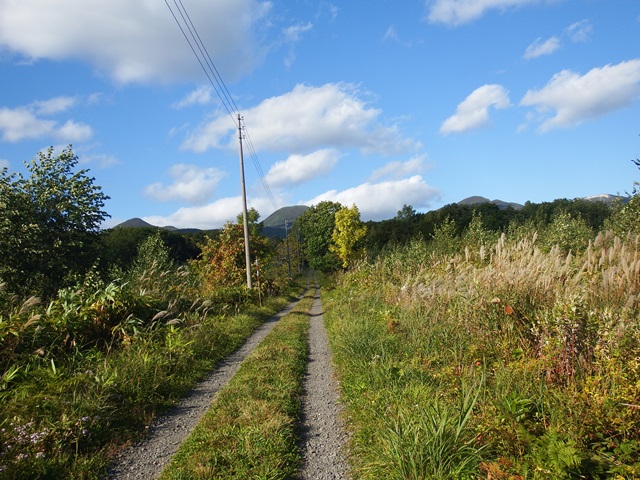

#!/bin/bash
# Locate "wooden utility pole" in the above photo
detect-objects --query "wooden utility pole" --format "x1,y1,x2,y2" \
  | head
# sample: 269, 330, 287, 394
285, 219, 292, 277
238, 114, 252, 289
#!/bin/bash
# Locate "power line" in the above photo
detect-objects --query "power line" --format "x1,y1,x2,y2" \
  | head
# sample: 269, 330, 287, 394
164, 0, 236, 126
242, 121, 278, 210
164, 0, 279, 211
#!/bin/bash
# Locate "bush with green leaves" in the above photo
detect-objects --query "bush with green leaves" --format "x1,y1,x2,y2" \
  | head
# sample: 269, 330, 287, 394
539, 211, 594, 254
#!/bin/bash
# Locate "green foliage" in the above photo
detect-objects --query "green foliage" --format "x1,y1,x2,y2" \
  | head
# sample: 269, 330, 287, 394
295, 201, 343, 272
0, 146, 109, 298
191, 219, 272, 297
324, 224, 640, 478
605, 158, 640, 236
462, 211, 499, 254
540, 211, 594, 253
235, 206, 263, 237
126, 232, 179, 298
330, 204, 367, 268
99, 227, 200, 274
430, 215, 460, 256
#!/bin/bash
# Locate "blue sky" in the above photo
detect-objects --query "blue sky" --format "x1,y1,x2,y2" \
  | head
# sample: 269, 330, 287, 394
1, 0, 639, 229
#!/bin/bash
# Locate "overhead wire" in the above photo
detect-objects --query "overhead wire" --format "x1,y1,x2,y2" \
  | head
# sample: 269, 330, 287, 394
165, 0, 279, 211
164, 0, 236, 126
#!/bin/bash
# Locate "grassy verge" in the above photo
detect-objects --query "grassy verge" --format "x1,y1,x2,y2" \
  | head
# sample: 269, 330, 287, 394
0, 286, 303, 480
160, 293, 312, 480
323, 233, 640, 479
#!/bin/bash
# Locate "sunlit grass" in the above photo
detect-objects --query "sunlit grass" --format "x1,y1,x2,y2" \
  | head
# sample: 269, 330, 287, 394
0, 281, 302, 479
324, 230, 640, 478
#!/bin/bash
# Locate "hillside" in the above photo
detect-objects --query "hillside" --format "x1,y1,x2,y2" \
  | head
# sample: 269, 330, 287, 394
458, 196, 524, 210
262, 205, 310, 238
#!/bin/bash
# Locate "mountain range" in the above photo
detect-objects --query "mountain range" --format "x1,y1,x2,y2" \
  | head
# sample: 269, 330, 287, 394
113, 194, 629, 234
113, 205, 310, 238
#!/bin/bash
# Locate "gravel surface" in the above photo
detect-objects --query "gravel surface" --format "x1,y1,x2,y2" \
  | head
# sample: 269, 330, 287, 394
298, 287, 350, 480
106, 298, 300, 480
106, 285, 350, 480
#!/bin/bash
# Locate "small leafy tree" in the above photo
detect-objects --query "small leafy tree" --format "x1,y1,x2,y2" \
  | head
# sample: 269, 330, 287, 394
462, 211, 498, 253
0, 146, 109, 297
429, 215, 460, 256
236, 207, 263, 237
127, 232, 175, 297
330, 204, 367, 268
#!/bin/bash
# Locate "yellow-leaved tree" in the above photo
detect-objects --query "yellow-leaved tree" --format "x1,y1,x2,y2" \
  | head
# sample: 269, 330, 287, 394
330, 204, 367, 268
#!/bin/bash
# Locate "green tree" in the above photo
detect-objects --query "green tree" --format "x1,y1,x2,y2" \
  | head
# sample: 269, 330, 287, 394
127, 232, 176, 296
295, 201, 343, 272
236, 207, 263, 237
430, 215, 460, 256
0, 146, 109, 297
330, 204, 367, 268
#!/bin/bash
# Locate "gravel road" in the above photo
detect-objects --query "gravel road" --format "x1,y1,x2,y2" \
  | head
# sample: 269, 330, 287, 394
298, 287, 350, 479
106, 287, 350, 479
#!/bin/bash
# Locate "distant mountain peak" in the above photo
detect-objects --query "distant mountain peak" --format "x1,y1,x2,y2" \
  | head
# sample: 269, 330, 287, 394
114, 217, 156, 229
457, 196, 523, 210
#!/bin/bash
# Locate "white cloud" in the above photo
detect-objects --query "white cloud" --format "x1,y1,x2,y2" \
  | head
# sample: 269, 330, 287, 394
0, 158, 9, 169
0, 105, 92, 142
565, 19, 592, 43
523, 36, 560, 59
283, 22, 313, 42
427, 0, 546, 26
57, 120, 93, 142
369, 154, 427, 181
383, 25, 412, 47
173, 86, 214, 109
144, 164, 226, 205
440, 84, 510, 134
142, 195, 279, 230
520, 59, 640, 131
32, 96, 78, 115
0, 0, 271, 84
305, 175, 439, 221
266, 149, 341, 188
183, 83, 420, 155
141, 169, 438, 229
76, 146, 120, 169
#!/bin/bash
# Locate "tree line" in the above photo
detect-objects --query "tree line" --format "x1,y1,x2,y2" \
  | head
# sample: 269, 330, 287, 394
2, 146, 638, 301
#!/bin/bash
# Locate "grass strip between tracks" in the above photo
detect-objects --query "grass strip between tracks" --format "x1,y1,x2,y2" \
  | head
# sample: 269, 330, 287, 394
160, 291, 313, 480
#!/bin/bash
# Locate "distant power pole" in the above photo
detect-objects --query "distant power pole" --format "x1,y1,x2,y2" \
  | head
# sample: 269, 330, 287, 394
238, 114, 252, 289
285, 220, 292, 277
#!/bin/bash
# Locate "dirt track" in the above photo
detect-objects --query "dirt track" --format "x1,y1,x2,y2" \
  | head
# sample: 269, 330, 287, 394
107, 287, 349, 479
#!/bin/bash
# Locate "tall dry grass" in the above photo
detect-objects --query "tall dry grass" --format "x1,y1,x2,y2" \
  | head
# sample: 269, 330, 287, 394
325, 229, 640, 478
